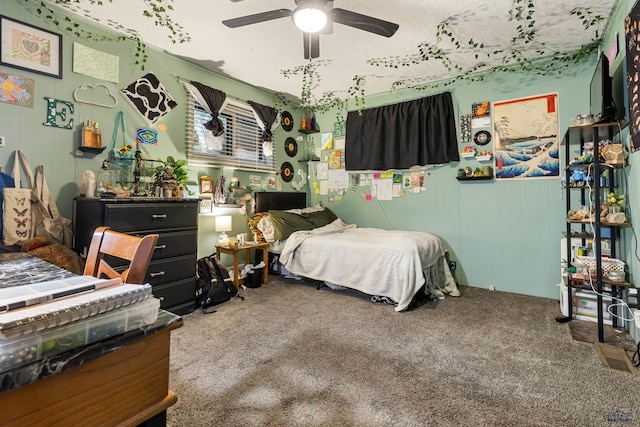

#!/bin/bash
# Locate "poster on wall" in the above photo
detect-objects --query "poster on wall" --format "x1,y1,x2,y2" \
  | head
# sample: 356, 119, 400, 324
73, 43, 119, 83
493, 93, 559, 180
471, 101, 491, 128
0, 71, 34, 107
121, 72, 177, 125
625, 0, 640, 152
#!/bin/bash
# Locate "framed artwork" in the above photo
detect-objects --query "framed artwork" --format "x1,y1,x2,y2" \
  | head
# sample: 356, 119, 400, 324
0, 16, 62, 79
493, 93, 559, 180
199, 198, 212, 214
249, 175, 262, 187
199, 177, 214, 194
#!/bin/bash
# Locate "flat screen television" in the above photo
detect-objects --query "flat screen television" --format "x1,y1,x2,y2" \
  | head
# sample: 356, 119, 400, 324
590, 53, 616, 123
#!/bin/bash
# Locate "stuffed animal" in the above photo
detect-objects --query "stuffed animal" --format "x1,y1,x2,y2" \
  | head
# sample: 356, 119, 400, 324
21, 237, 85, 275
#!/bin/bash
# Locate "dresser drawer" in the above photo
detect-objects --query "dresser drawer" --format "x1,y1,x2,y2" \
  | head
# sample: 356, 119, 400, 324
152, 277, 196, 311
145, 254, 196, 285
105, 203, 198, 232
74, 197, 198, 314
152, 230, 197, 260
104, 230, 197, 268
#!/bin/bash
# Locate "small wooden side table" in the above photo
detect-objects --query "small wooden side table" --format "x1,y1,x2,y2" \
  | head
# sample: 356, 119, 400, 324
215, 242, 269, 288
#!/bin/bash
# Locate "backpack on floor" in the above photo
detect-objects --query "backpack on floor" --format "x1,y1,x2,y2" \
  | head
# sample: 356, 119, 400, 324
195, 255, 242, 312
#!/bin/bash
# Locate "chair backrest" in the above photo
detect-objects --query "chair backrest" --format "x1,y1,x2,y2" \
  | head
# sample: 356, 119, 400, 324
83, 226, 159, 284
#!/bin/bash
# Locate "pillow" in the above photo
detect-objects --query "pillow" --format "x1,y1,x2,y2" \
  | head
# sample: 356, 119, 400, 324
257, 215, 275, 243
304, 208, 338, 228
256, 203, 324, 243
285, 204, 325, 215
269, 208, 338, 241
247, 212, 270, 242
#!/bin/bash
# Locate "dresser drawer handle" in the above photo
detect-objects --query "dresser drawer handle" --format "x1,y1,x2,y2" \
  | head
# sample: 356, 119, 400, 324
151, 214, 167, 219
154, 244, 167, 250
149, 271, 166, 277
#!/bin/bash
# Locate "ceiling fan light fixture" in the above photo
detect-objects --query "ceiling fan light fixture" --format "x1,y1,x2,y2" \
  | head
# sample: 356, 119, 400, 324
292, 7, 327, 33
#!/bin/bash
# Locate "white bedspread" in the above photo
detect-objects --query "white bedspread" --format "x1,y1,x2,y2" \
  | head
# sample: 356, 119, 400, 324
280, 219, 458, 311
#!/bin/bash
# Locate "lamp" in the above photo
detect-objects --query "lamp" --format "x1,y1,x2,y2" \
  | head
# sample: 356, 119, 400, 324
292, 7, 327, 33
215, 215, 232, 247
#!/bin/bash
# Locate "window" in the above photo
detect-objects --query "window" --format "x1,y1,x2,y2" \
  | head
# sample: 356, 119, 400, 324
186, 95, 275, 171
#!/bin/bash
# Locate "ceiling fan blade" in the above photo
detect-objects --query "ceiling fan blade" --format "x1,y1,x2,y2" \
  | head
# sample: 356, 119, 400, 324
330, 8, 399, 37
303, 32, 320, 60
222, 9, 292, 28
321, 0, 334, 34
321, 19, 333, 35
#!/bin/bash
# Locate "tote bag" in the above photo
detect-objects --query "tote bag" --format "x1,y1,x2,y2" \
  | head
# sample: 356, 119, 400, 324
31, 165, 73, 246
0, 171, 15, 237
2, 151, 34, 245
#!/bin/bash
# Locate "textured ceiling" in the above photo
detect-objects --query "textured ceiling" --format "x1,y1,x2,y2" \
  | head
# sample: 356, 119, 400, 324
51, 0, 617, 104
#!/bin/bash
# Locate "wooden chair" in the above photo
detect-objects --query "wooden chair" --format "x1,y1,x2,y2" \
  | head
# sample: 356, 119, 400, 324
84, 226, 159, 284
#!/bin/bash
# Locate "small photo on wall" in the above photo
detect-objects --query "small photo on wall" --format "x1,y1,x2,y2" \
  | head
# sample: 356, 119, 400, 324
471, 101, 491, 128
199, 177, 214, 194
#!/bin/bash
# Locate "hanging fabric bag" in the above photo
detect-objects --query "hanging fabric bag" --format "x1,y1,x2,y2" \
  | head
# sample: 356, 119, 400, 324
31, 165, 73, 246
109, 111, 134, 167
2, 151, 35, 245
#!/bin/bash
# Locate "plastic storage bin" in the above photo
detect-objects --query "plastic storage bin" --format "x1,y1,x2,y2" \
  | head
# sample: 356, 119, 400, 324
0, 297, 160, 373
559, 283, 612, 325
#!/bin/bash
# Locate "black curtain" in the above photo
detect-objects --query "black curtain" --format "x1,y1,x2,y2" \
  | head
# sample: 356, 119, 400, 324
345, 92, 459, 170
248, 101, 279, 142
188, 81, 227, 136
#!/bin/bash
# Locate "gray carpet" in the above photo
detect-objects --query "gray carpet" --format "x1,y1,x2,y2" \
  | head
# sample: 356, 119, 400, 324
167, 276, 639, 426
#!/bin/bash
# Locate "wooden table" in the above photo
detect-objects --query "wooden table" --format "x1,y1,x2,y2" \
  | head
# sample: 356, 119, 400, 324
215, 242, 269, 288
0, 252, 182, 427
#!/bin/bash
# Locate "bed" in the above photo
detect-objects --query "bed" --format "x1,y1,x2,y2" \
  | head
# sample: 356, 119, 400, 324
252, 192, 459, 311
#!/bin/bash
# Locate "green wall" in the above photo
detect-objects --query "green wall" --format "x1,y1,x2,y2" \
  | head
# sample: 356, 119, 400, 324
0, 0, 300, 260
309, 68, 593, 301
1, 0, 638, 340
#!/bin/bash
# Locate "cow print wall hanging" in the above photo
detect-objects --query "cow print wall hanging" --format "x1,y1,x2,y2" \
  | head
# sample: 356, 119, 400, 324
121, 72, 177, 125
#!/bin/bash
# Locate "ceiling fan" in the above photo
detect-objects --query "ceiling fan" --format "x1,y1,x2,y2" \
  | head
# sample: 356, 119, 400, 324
222, 0, 399, 60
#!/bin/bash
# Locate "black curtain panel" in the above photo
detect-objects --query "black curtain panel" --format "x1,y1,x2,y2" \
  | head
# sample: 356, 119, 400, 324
186, 81, 227, 136
248, 101, 279, 142
345, 92, 459, 170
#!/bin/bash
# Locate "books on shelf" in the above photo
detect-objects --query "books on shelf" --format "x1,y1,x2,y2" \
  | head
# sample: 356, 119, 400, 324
0, 278, 153, 339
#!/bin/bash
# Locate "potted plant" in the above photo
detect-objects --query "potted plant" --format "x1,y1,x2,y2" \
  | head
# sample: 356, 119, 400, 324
154, 156, 191, 197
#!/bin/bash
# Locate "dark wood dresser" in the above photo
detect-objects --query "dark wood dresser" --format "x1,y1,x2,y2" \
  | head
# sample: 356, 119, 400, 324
74, 197, 198, 315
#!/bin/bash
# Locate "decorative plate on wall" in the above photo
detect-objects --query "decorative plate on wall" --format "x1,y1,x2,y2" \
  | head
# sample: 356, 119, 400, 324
474, 130, 491, 146
280, 162, 294, 182
281, 111, 294, 132
284, 137, 298, 157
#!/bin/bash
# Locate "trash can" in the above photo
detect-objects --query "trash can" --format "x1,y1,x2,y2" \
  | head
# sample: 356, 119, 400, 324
245, 268, 263, 288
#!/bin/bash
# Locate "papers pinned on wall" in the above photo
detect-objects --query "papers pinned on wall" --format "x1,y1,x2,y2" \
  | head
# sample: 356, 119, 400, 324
328, 169, 349, 189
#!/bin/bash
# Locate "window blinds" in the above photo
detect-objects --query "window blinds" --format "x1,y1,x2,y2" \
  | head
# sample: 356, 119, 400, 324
186, 95, 276, 172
